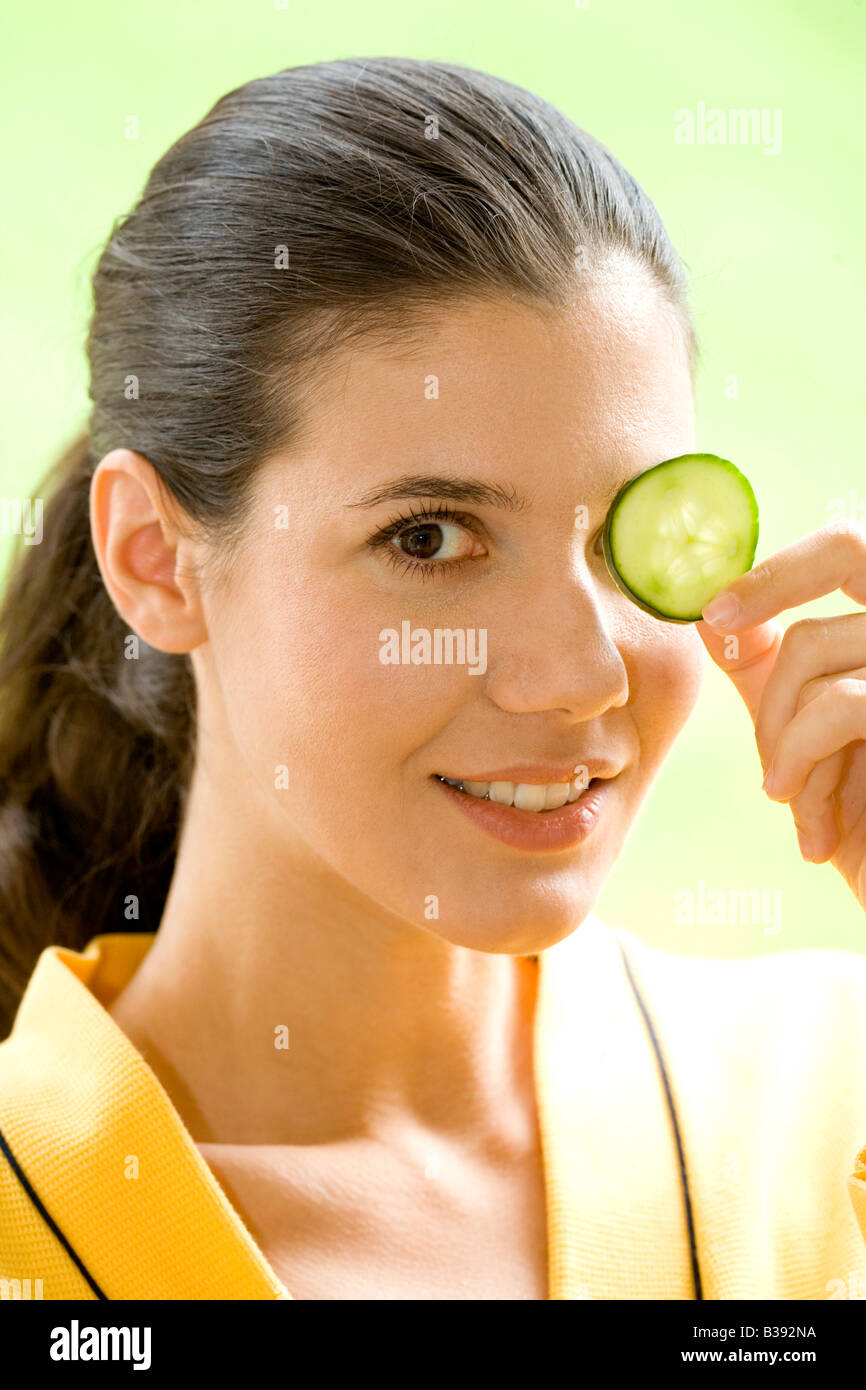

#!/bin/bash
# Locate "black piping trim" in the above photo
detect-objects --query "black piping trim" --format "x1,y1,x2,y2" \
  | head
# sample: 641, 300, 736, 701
0, 1126, 109, 1300
615, 939, 704, 1301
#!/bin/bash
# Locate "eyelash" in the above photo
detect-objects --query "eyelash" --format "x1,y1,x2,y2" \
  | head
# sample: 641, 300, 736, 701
367, 502, 486, 580
366, 502, 607, 579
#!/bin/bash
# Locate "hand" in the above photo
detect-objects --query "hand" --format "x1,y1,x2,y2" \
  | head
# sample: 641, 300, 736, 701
697, 520, 866, 911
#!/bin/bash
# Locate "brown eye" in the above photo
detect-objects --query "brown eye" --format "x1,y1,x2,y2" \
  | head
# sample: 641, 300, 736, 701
396, 523, 444, 559
391, 521, 479, 563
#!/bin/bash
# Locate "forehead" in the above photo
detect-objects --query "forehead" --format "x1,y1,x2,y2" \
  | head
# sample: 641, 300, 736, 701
283, 257, 694, 492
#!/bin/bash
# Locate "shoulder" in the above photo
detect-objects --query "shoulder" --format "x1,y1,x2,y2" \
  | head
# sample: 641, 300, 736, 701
612, 920, 866, 1045
0, 1115, 97, 1298
605, 918, 866, 1168
599, 919, 866, 1295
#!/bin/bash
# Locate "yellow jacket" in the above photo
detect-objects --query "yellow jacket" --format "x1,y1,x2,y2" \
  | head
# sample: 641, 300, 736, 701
2, 913, 866, 1300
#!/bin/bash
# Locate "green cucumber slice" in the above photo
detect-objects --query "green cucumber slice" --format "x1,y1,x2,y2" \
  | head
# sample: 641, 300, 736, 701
601, 453, 758, 623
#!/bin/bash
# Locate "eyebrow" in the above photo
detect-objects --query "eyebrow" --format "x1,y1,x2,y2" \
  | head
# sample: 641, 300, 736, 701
347, 474, 530, 512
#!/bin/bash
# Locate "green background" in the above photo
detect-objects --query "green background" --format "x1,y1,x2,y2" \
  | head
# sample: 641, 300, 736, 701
2, 0, 864, 958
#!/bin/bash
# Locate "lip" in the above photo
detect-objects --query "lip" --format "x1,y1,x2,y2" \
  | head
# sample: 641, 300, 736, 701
436, 761, 624, 785
434, 773, 619, 852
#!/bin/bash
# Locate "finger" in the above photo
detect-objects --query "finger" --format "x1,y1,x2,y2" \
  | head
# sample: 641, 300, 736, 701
782, 670, 864, 861
701, 520, 866, 632
763, 677, 866, 801
696, 618, 783, 729
786, 751, 845, 862
753, 623, 866, 773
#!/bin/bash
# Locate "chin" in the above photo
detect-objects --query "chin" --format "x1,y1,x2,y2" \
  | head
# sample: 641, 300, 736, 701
418, 883, 598, 956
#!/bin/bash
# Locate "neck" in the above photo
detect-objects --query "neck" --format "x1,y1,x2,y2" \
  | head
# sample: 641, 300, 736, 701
108, 762, 541, 1150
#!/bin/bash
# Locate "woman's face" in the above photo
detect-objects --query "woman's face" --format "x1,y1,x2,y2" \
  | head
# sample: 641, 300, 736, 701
192, 257, 705, 954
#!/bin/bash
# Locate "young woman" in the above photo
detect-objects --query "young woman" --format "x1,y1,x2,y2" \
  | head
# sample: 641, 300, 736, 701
1, 56, 865, 1302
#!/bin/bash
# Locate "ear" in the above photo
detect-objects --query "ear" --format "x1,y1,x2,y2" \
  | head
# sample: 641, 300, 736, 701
89, 449, 209, 654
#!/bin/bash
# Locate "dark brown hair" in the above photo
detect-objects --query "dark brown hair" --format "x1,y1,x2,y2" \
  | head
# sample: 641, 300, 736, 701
0, 56, 696, 1035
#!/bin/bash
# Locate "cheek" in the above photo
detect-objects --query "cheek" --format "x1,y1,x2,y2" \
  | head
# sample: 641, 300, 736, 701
210, 574, 465, 809
626, 622, 706, 765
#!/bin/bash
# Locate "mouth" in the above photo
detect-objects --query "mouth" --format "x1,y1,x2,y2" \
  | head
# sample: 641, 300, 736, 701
432, 768, 621, 852
434, 774, 594, 813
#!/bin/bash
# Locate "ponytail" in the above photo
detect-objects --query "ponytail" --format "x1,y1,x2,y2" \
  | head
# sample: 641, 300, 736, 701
0, 431, 195, 1036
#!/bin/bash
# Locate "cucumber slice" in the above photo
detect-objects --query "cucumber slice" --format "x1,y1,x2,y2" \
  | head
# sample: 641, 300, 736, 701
601, 453, 758, 623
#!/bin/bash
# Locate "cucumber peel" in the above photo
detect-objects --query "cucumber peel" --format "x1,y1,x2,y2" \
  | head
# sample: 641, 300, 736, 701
601, 453, 758, 623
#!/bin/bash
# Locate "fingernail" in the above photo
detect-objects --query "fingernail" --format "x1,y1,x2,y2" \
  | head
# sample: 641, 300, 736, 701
702, 593, 740, 628
796, 829, 816, 861
762, 766, 779, 795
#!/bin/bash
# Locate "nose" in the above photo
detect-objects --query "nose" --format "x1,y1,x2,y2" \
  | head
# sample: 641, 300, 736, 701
483, 571, 630, 719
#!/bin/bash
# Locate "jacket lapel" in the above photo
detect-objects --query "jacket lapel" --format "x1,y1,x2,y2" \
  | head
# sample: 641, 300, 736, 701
535, 913, 697, 1298
0, 936, 289, 1300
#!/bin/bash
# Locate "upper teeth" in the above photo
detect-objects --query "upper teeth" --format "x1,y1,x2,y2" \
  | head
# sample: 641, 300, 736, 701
439, 776, 592, 811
